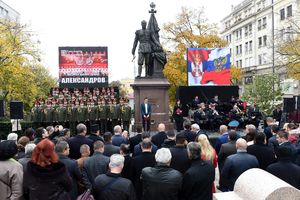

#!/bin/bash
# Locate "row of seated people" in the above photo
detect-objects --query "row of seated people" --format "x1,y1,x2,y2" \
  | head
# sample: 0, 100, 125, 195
31, 98, 131, 133
2, 120, 300, 200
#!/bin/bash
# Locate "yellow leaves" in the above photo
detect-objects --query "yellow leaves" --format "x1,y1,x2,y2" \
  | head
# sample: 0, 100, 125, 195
230, 65, 244, 85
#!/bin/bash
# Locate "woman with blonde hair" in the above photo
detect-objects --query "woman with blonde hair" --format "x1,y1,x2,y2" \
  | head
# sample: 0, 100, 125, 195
197, 134, 217, 193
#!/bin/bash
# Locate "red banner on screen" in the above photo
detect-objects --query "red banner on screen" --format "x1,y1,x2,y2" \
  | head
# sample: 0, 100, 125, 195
59, 46, 108, 88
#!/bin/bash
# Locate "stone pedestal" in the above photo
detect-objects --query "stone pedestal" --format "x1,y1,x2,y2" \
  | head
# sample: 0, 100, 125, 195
213, 168, 300, 200
131, 78, 173, 131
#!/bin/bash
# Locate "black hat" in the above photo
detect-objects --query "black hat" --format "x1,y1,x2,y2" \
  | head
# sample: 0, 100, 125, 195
90, 124, 100, 133
0, 140, 18, 161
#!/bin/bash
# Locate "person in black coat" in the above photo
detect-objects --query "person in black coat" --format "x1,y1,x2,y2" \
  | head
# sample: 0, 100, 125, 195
133, 132, 158, 157
247, 132, 276, 170
93, 154, 136, 200
173, 100, 184, 132
217, 130, 237, 191
263, 117, 274, 143
277, 131, 298, 163
82, 141, 109, 189
151, 123, 168, 149
268, 124, 280, 152
67, 123, 94, 159
161, 130, 176, 148
267, 146, 300, 189
169, 133, 190, 174
55, 141, 82, 200
129, 126, 143, 153
87, 124, 104, 143
120, 144, 133, 181
23, 139, 72, 200
103, 132, 120, 157
141, 148, 182, 200
131, 139, 156, 200
181, 142, 215, 200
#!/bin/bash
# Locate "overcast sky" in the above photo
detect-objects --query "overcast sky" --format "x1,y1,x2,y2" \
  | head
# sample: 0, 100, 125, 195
4, 0, 241, 81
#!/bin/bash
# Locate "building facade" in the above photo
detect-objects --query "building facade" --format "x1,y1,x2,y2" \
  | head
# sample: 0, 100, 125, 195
220, 0, 300, 96
0, 0, 19, 21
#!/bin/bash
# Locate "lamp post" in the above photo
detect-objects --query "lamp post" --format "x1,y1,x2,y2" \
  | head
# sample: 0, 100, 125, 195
271, 0, 275, 107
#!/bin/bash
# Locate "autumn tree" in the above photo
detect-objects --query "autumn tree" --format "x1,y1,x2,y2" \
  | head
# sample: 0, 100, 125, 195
276, 16, 300, 80
0, 19, 56, 114
162, 7, 227, 106
242, 74, 283, 115
230, 65, 244, 85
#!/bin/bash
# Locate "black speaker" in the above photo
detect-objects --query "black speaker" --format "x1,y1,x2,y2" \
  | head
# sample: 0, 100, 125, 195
0, 100, 4, 117
283, 98, 295, 113
10, 101, 23, 119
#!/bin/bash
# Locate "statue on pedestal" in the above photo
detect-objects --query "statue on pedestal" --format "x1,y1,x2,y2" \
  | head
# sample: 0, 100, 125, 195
132, 2, 167, 78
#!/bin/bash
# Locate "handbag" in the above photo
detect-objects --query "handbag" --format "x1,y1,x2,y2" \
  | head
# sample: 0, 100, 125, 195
77, 189, 94, 200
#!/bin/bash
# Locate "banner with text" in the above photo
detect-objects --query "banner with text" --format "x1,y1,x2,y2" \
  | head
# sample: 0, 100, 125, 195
187, 48, 231, 86
59, 46, 108, 88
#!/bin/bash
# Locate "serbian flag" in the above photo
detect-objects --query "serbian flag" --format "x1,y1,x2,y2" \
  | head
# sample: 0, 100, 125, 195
201, 48, 231, 85
187, 48, 231, 86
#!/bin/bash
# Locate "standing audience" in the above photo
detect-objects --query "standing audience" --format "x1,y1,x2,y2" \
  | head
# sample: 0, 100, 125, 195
0, 140, 23, 200
23, 139, 72, 199
141, 148, 182, 200
18, 143, 36, 171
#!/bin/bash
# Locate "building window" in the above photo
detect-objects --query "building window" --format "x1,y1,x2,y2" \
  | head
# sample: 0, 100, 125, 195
258, 19, 262, 30
249, 57, 253, 66
239, 44, 242, 54
236, 61, 239, 67
249, 41, 253, 53
239, 29, 242, 39
262, 17, 267, 29
249, 24, 252, 35
287, 5, 292, 17
236, 46, 239, 55
280, 8, 285, 20
258, 37, 262, 48
245, 42, 248, 53
263, 35, 267, 46
258, 54, 262, 65
229, 34, 231, 42
245, 26, 248, 37
239, 60, 243, 67
235, 31, 238, 41
263, 53, 267, 64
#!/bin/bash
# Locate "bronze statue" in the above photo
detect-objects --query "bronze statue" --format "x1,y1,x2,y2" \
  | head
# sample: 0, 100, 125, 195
132, 20, 161, 78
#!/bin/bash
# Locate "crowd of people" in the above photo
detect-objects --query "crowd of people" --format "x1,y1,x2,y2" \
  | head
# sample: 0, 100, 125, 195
31, 87, 132, 133
0, 116, 300, 200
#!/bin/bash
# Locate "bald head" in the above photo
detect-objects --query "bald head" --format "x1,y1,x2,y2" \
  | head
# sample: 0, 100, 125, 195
219, 125, 228, 134
236, 138, 247, 150
158, 123, 165, 132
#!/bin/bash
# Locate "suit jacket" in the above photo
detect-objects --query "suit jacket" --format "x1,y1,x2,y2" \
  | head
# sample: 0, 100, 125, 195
129, 134, 142, 153
103, 143, 120, 157
267, 158, 300, 189
182, 129, 197, 143
280, 142, 298, 163
82, 152, 109, 189
221, 151, 259, 191
59, 155, 82, 200
131, 152, 156, 199
218, 141, 237, 171
67, 135, 94, 160
247, 143, 276, 170
181, 160, 215, 200
151, 132, 168, 149
215, 133, 229, 154
268, 135, 279, 151
169, 145, 190, 174
141, 103, 151, 116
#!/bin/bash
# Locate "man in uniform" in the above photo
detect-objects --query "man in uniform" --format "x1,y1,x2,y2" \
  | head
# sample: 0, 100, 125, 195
111, 99, 120, 130
98, 99, 108, 134
31, 102, 39, 129
132, 20, 161, 78
45, 101, 53, 127
58, 102, 66, 127
88, 100, 97, 132
121, 100, 131, 131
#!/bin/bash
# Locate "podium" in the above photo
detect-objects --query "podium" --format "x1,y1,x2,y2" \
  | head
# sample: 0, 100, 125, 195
131, 78, 173, 131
